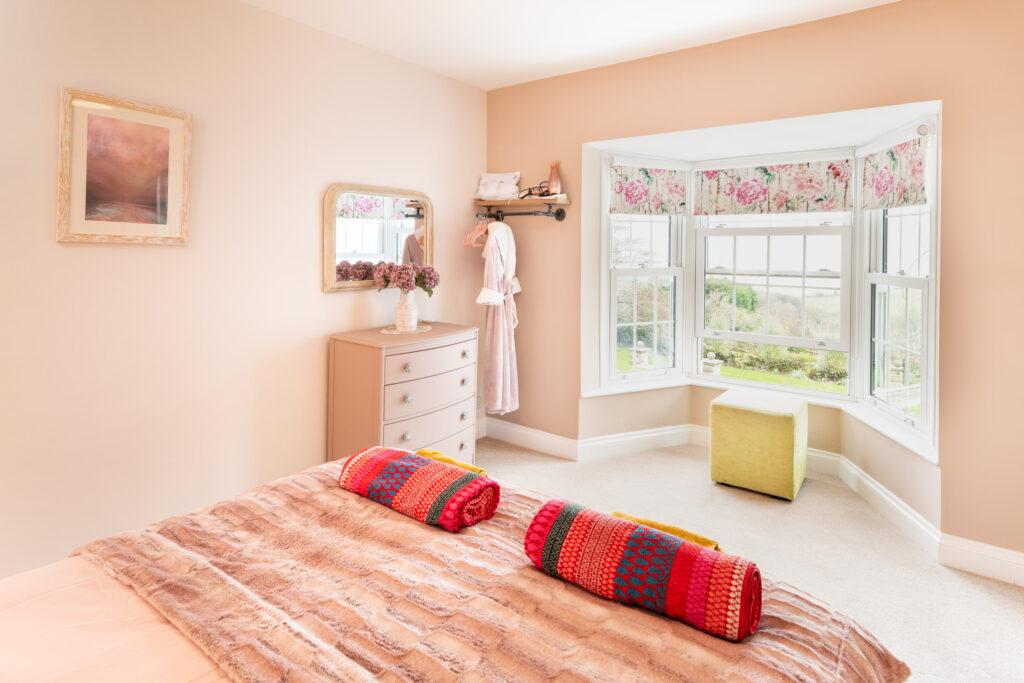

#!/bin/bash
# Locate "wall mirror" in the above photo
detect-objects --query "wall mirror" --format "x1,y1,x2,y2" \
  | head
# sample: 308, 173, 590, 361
322, 183, 433, 292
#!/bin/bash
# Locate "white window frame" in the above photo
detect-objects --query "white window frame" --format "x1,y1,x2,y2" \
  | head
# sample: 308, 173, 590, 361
694, 224, 853, 355
590, 119, 940, 459
865, 272, 930, 426
599, 153, 688, 389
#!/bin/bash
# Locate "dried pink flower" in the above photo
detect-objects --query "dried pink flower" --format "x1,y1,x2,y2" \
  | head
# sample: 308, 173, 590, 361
390, 264, 417, 292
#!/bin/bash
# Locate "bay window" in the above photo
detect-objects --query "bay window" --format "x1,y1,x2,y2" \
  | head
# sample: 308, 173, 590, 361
594, 114, 938, 452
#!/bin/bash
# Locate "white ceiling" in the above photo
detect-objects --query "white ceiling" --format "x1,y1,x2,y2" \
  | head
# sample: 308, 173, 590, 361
591, 101, 940, 162
240, 0, 900, 90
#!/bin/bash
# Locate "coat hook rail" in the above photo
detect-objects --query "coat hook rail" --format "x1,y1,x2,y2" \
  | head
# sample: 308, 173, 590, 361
475, 205, 567, 222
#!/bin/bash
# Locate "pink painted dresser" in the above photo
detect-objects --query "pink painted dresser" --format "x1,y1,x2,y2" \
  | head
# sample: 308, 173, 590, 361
327, 323, 478, 463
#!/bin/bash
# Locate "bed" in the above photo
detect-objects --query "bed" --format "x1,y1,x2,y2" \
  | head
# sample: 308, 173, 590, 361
0, 459, 910, 681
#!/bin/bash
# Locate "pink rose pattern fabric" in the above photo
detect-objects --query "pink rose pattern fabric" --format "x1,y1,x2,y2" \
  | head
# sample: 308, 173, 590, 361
609, 165, 687, 215
862, 137, 927, 210
696, 160, 853, 215
337, 193, 408, 220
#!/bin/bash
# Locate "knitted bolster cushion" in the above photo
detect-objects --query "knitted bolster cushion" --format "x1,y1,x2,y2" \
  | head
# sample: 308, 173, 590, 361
525, 500, 762, 641
339, 446, 500, 532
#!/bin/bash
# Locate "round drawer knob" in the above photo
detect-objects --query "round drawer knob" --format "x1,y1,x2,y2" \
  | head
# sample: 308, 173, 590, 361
403, 362, 414, 372
403, 394, 414, 404
458, 442, 466, 451
461, 350, 469, 359
460, 377, 468, 386
402, 432, 412, 441
460, 412, 468, 421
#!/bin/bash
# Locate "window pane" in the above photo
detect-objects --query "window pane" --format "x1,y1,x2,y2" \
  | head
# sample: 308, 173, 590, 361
806, 234, 842, 274
871, 282, 924, 421
612, 218, 630, 267
889, 287, 907, 347
887, 347, 907, 405
769, 235, 803, 274
873, 285, 888, 340
635, 324, 655, 369
805, 287, 841, 341
885, 214, 902, 273
631, 220, 652, 267
736, 235, 767, 274
650, 218, 671, 268
655, 322, 674, 368
908, 352, 922, 418
735, 276, 766, 334
616, 325, 635, 372
917, 215, 930, 277
701, 339, 848, 393
768, 287, 803, 337
907, 288, 923, 352
616, 278, 634, 324
635, 276, 654, 323
705, 278, 733, 330
656, 276, 674, 322
706, 235, 733, 272
901, 215, 920, 276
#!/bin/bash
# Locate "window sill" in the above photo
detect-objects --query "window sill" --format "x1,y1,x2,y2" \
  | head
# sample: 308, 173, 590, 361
582, 375, 689, 398
844, 401, 938, 464
582, 374, 938, 464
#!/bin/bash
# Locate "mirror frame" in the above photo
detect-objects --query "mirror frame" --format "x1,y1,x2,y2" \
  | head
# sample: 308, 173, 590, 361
322, 182, 434, 293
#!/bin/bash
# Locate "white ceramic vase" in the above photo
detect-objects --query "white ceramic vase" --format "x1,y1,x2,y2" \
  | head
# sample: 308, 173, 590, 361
394, 290, 418, 332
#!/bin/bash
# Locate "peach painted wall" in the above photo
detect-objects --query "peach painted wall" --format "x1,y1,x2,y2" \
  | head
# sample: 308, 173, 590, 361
487, 0, 1024, 552
0, 0, 485, 577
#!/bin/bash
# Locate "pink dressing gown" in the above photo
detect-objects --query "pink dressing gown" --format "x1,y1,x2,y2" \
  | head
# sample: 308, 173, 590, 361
476, 221, 520, 415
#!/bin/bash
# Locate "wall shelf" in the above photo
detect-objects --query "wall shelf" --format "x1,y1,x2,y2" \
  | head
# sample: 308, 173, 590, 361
475, 196, 570, 222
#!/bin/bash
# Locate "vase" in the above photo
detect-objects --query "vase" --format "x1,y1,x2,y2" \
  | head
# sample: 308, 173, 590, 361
394, 290, 418, 332
547, 160, 562, 195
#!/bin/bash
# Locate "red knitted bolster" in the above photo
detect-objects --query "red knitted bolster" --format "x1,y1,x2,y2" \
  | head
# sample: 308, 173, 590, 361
524, 499, 569, 568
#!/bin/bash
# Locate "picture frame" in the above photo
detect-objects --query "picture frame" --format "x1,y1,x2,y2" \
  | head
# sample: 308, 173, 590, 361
56, 88, 192, 245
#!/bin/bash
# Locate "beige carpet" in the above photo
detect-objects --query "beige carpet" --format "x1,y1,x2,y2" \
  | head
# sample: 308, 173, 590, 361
476, 438, 1024, 682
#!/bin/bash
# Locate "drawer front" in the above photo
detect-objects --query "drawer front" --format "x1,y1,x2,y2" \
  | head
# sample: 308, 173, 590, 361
383, 365, 476, 421
382, 397, 475, 451
384, 339, 476, 385
424, 425, 477, 464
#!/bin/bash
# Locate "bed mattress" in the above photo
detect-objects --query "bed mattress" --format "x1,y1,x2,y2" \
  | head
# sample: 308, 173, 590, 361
1, 460, 909, 681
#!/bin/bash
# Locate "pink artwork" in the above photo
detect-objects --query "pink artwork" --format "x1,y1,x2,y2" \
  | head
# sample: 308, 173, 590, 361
85, 115, 170, 224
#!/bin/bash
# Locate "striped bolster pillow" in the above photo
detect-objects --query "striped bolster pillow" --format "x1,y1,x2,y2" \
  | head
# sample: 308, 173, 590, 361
525, 500, 762, 641
338, 446, 500, 532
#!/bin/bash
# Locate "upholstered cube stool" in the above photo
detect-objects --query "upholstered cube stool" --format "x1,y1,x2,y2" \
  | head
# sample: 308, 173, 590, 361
709, 389, 808, 501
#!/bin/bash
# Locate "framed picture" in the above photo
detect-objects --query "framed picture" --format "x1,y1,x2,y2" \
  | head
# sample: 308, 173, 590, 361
56, 88, 191, 245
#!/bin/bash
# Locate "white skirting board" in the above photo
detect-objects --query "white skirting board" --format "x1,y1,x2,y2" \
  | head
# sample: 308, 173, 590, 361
481, 418, 1024, 587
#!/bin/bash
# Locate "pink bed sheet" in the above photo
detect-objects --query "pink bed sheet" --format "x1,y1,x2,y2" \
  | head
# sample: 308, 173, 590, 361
0, 556, 228, 682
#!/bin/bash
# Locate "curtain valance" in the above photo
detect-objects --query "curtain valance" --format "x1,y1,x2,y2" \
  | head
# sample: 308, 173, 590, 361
695, 160, 854, 215
337, 193, 407, 220
861, 137, 927, 210
609, 164, 687, 215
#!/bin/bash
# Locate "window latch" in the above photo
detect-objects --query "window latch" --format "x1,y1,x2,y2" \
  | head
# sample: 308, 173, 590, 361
817, 341, 826, 347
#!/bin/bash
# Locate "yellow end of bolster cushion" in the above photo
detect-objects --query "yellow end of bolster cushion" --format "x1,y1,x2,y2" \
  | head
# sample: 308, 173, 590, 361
611, 512, 722, 552
415, 449, 488, 476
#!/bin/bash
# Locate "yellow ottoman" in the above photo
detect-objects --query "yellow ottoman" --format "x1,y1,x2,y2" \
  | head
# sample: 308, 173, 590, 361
709, 389, 808, 501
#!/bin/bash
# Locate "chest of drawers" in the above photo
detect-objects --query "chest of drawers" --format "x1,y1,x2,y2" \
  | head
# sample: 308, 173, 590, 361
327, 322, 478, 463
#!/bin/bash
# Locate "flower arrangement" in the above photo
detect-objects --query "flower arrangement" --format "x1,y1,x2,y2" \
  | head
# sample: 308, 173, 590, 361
373, 262, 440, 297
335, 260, 377, 282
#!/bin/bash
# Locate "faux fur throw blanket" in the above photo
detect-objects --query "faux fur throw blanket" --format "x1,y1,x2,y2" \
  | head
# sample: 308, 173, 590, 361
339, 446, 500, 532
526, 500, 761, 641
74, 461, 910, 682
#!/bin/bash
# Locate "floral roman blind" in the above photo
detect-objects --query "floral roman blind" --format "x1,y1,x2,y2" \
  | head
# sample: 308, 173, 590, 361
336, 193, 407, 219
861, 137, 927, 210
609, 164, 687, 215
695, 160, 854, 215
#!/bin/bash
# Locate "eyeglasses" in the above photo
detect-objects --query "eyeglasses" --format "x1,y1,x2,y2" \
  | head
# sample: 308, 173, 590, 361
518, 181, 550, 199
